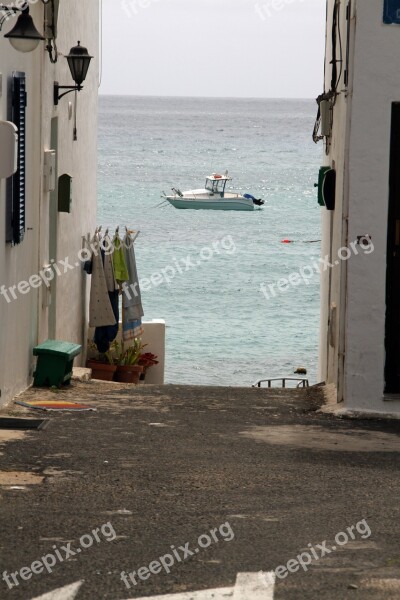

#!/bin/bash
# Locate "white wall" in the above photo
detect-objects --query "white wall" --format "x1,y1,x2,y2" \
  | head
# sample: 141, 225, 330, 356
0, 3, 43, 405
321, 0, 400, 414
319, 0, 353, 401
0, 1, 99, 407
40, 0, 99, 353
140, 320, 166, 385
344, 1, 400, 412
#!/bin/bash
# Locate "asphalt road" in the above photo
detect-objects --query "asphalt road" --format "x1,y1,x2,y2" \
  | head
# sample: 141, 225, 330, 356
0, 381, 400, 599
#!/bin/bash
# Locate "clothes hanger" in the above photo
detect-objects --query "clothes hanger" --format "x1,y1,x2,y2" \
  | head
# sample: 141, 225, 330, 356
125, 226, 140, 243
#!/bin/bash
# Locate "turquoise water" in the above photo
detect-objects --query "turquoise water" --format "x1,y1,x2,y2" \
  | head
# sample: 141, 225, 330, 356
97, 96, 322, 386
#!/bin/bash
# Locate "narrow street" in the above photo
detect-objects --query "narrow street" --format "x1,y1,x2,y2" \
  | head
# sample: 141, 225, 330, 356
0, 381, 399, 599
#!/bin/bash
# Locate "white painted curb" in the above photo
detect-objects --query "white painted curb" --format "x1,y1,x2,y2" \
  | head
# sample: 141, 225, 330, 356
30, 572, 275, 600
122, 571, 275, 599
233, 572, 275, 600
31, 581, 83, 600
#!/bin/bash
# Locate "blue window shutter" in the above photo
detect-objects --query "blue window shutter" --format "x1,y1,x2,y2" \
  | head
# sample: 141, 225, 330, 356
6, 71, 26, 245
384, 0, 400, 24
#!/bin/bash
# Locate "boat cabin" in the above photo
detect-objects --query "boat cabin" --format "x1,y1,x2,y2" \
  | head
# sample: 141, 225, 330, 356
205, 174, 231, 196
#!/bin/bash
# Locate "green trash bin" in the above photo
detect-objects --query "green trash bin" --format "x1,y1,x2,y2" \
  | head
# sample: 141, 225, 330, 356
33, 340, 82, 388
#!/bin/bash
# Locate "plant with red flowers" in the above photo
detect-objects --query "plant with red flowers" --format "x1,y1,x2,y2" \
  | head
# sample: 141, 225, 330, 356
138, 352, 159, 372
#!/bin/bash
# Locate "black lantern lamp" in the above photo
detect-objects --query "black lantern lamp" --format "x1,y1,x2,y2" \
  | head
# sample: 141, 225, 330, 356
54, 41, 93, 105
0, 4, 44, 52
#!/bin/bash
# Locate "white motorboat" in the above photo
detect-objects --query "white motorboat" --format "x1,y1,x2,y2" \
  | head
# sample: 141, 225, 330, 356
162, 172, 264, 211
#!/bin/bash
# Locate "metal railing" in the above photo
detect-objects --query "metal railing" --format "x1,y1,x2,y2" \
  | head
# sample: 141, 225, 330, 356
252, 378, 309, 389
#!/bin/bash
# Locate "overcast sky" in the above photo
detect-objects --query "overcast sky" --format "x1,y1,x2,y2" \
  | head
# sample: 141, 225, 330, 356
100, 0, 326, 97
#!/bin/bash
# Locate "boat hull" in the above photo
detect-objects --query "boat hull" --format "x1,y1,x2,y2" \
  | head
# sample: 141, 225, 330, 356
166, 197, 255, 211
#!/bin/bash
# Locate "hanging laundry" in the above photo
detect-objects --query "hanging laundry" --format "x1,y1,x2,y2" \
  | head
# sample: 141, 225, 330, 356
122, 232, 144, 341
83, 260, 92, 275
112, 234, 129, 283
88, 236, 117, 328
102, 234, 118, 292
94, 289, 119, 353
123, 317, 143, 343
92, 234, 120, 352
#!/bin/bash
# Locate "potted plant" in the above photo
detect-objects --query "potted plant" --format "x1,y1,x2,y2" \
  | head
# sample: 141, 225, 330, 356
113, 339, 145, 384
86, 343, 117, 381
138, 352, 159, 381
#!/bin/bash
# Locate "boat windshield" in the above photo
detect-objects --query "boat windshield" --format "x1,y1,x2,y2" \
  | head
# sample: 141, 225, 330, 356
205, 178, 226, 193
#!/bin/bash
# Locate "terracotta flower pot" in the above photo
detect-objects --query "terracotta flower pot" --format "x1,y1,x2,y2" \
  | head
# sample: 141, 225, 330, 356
86, 360, 117, 382
114, 364, 144, 384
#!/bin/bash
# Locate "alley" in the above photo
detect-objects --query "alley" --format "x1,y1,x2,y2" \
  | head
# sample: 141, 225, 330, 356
0, 381, 399, 599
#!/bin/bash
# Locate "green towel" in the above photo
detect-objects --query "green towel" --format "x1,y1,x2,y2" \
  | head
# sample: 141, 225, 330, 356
112, 237, 129, 283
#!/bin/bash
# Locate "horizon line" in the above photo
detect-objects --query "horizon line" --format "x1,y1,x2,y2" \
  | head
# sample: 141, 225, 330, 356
98, 94, 316, 101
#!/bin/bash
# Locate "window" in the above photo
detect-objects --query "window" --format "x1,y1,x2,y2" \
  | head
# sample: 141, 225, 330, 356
215, 180, 225, 193
206, 178, 226, 194
6, 71, 26, 245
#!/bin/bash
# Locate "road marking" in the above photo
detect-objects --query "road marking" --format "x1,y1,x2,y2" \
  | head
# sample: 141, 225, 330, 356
122, 572, 275, 599
29, 572, 275, 600
31, 581, 83, 600
233, 572, 275, 600
123, 588, 234, 599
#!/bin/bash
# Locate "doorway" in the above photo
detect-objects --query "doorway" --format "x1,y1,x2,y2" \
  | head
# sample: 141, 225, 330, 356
385, 103, 400, 392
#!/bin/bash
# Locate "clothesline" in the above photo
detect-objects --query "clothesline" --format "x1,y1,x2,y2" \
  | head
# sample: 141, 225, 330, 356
82, 225, 141, 246
84, 225, 144, 354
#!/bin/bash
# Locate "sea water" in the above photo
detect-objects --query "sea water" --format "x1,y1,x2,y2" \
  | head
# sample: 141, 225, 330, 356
98, 96, 322, 386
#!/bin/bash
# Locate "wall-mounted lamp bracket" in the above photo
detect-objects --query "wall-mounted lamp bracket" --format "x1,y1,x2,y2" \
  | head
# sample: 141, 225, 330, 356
53, 41, 92, 107
54, 82, 82, 106
43, 0, 59, 63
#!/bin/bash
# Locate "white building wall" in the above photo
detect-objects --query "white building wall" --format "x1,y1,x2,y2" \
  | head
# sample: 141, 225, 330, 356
345, 1, 400, 413
0, 1, 99, 407
319, 0, 352, 400
321, 0, 400, 414
40, 0, 99, 349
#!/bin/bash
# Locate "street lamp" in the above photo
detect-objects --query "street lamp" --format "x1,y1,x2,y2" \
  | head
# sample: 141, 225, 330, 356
54, 41, 93, 105
0, 4, 44, 53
